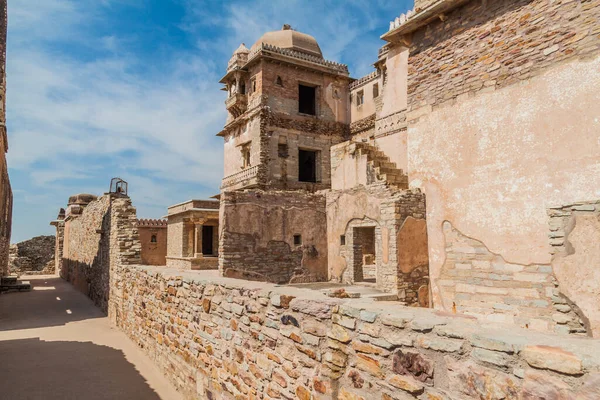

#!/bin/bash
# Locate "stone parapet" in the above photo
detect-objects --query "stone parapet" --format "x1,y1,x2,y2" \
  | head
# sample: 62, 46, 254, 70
114, 265, 600, 399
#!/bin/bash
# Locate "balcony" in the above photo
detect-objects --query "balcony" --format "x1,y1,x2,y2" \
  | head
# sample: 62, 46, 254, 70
225, 93, 248, 118
221, 165, 259, 190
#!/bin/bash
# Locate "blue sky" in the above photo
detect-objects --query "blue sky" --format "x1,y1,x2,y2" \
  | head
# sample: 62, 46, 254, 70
6, 0, 412, 242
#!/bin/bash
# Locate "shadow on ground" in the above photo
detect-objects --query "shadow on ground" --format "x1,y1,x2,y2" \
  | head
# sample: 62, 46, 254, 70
0, 276, 104, 331
0, 337, 161, 400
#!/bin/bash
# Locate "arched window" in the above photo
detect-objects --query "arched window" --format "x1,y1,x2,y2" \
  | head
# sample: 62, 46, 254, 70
276, 76, 283, 86
151, 235, 157, 243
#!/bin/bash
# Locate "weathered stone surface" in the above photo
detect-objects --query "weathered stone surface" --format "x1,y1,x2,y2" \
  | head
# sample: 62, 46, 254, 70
388, 374, 424, 394
471, 348, 511, 367
446, 358, 520, 400
417, 336, 463, 353
290, 298, 336, 319
521, 346, 582, 375
328, 324, 352, 343
392, 350, 433, 382
521, 370, 574, 400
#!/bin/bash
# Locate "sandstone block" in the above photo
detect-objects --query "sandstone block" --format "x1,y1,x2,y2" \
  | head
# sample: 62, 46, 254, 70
328, 325, 352, 343
356, 354, 383, 378
333, 313, 357, 330
521, 369, 574, 399
417, 336, 463, 353
471, 348, 511, 367
388, 374, 424, 394
359, 310, 378, 323
302, 320, 327, 337
291, 299, 335, 319
521, 346, 582, 375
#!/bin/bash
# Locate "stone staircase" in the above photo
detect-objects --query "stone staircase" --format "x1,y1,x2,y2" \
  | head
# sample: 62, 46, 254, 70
1, 275, 31, 292
350, 141, 408, 189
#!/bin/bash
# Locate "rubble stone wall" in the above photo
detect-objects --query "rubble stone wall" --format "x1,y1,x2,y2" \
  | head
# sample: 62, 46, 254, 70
8, 235, 55, 275
327, 184, 427, 303
219, 190, 327, 284
112, 265, 600, 400
547, 200, 600, 337
440, 221, 587, 336
0, 0, 10, 277
61, 195, 140, 313
138, 224, 167, 266
403, 0, 600, 333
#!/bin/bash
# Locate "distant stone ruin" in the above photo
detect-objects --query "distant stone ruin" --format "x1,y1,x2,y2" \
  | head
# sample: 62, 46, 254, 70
8, 235, 55, 275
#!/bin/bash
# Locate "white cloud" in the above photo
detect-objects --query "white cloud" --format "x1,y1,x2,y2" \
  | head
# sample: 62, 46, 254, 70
5, 0, 412, 241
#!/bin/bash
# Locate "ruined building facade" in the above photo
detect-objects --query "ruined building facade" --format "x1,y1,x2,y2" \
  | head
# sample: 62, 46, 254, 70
165, 199, 219, 270
217, 27, 351, 284
0, 0, 12, 276
216, 0, 600, 333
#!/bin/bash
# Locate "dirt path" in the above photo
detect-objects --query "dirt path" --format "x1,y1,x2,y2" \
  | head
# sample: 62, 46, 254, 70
0, 275, 182, 400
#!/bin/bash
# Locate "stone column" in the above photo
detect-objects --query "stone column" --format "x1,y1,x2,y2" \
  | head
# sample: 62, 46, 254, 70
194, 221, 203, 258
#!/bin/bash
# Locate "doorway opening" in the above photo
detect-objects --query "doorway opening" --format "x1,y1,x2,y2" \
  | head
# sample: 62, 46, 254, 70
202, 225, 214, 255
353, 226, 376, 283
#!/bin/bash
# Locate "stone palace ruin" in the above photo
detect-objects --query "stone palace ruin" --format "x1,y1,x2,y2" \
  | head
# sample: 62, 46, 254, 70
0, 0, 598, 399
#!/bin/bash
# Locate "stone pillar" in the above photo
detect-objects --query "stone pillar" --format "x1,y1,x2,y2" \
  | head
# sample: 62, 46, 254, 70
194, 221, 204, 258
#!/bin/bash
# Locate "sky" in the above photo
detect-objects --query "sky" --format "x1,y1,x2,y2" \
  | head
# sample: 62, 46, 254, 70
6, 0, 412, 243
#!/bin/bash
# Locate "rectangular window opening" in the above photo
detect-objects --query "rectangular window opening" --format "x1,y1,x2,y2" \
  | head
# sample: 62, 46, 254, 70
298, 84, 316, 115
293, 234, 302, 246
298, 149, 318, 183
340, 235, 346, 245
357, 90, 364, 106
373, 83, 379, 98
241, 142, 251, 169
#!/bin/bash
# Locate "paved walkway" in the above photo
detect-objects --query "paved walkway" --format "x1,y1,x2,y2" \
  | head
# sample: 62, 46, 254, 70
0, 275, 182, 400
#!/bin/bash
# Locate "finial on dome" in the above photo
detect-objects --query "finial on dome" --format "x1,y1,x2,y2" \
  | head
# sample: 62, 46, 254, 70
282, 24, 292, 30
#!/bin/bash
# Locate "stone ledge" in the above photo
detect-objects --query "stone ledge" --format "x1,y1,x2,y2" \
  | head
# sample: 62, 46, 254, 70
129, 264, 600, 370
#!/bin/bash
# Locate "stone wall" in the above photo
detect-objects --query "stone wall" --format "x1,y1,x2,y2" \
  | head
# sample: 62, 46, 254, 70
406, 0, 600, 116
439, 221, 587, 336
327, 184, 427, 303
8, 235, 55, 275
398, 0, 600, 334
0, 0, 11, 277
547, 200, 600, 337
138, 219, 167, 266
60, 194, 140, 313
112, 265, 600, 400
219, 190, 328, 284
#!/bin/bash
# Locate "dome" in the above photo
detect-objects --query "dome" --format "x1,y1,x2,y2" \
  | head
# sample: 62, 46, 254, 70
251, 25, 323, 58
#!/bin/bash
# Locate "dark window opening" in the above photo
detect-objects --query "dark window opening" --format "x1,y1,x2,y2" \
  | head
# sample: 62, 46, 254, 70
202, 225, 214, 255
293, 234, 302, 246
151, 235, 157, 243
252, 78, 256, 93
241, 142, 251, 168
298, 149, 318, 183
373, 83, 379, 98
276, 76, 283, 86
240, 83, 246, 95
357, 90, 364, 106
340, 235, 346, 245
278, 143, 289, 158
298, 84, 316, 115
